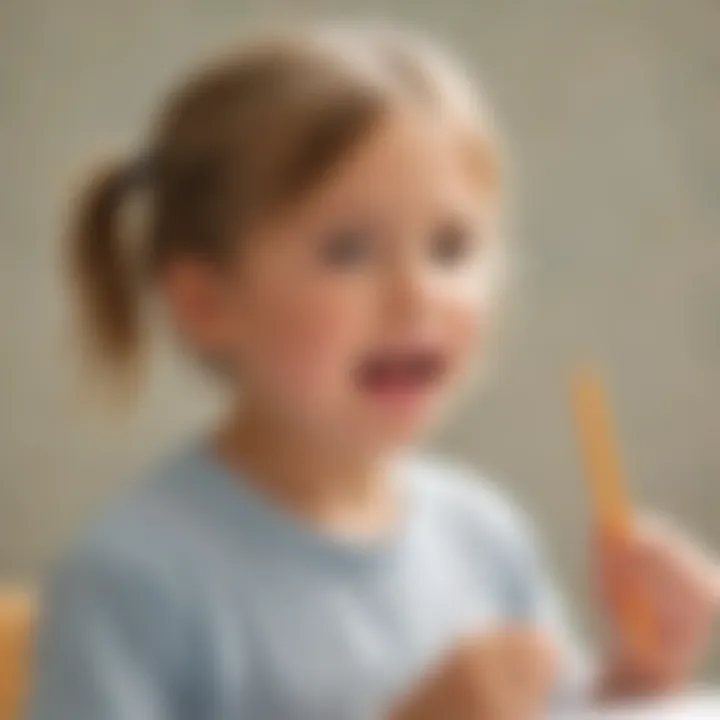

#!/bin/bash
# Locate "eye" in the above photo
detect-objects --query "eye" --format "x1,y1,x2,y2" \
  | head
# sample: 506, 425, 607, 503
320, 229, 373, 269
430, 221, 478, 266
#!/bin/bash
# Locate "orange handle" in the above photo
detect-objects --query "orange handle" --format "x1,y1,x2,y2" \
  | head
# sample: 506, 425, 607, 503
570, 366, 653, 650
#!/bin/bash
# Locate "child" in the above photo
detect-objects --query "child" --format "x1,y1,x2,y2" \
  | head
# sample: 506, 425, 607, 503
31, 25, 718, 720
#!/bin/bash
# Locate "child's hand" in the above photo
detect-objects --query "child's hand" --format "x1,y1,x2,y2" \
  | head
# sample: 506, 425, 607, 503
596, 516, 720, 696
388, 628, 559, 720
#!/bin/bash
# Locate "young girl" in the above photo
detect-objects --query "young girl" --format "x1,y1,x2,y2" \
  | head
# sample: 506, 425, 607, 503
31, 25, 718, 720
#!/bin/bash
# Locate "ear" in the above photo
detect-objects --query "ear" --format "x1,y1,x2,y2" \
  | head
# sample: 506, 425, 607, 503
160, 259, 234, 358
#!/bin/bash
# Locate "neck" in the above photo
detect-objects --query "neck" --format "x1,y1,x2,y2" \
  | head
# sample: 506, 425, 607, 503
213, 403, 400, 539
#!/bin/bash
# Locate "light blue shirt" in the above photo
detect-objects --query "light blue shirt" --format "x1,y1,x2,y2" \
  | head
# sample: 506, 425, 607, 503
30, 442, 587, 719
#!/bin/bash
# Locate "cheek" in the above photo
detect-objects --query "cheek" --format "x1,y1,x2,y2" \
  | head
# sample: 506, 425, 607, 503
439, 273, 494, 365
241, 277, 374, 396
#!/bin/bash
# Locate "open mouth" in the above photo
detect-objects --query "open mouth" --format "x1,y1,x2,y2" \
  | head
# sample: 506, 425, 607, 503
356, 347, 447, 397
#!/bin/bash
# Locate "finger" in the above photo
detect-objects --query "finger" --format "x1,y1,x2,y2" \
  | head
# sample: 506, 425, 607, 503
608, 517, 715, 615
595, 524, 645, 584
595, 544, 646, 620
628, 518, 718, 673
504, 634, 559, 711
636, 526, 717, 609
636, 516, 717, 589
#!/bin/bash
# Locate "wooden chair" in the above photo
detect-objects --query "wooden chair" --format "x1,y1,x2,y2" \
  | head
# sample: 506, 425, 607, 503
0, 590, 36, 720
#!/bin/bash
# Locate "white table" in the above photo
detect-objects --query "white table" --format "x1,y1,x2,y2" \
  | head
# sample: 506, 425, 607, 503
558, 691, 720, 719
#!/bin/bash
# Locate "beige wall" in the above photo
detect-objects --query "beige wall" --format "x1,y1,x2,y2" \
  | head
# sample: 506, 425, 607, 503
1, 0, 719, 669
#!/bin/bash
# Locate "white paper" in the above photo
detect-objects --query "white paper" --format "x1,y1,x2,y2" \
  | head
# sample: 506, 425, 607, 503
556, 691, 720, 719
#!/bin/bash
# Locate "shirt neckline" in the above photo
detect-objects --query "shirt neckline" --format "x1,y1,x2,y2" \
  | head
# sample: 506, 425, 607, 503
188, 437, 424, 571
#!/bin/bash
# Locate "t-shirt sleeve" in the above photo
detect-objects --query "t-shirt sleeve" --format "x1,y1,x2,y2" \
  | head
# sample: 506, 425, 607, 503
29, 548, 188, 720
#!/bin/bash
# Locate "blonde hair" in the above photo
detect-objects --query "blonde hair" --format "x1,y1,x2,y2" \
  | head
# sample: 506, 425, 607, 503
68, 25, 498, 386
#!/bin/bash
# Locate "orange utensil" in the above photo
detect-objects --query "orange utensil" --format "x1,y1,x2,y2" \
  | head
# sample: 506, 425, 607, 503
570, 366, 653, 650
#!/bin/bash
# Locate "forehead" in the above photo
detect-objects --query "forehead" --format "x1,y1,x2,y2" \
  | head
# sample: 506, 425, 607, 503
291, 111, 500, 222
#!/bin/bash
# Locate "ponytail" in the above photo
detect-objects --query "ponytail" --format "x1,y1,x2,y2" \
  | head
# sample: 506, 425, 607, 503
67, 158, 145, 386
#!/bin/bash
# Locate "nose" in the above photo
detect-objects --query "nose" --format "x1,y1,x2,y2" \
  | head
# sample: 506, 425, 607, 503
383, 259, 434, 333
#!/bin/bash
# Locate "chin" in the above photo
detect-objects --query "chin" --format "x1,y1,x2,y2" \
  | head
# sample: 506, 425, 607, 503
361, 409, 441, 453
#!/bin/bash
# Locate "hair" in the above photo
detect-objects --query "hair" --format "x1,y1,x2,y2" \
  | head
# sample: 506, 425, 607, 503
68, 24, 499, 388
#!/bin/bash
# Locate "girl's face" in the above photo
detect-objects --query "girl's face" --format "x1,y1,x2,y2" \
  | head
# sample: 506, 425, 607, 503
171, 112, 501, 453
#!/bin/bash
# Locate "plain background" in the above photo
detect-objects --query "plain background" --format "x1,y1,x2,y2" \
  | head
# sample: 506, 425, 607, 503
1, 0, 719, 674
